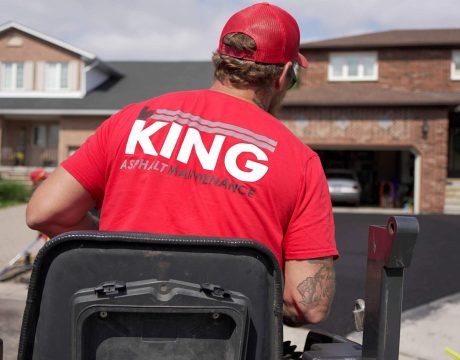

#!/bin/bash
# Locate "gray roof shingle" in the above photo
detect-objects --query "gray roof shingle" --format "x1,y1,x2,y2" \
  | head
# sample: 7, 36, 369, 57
301, 29, 460, 50
0, 61, 214, 114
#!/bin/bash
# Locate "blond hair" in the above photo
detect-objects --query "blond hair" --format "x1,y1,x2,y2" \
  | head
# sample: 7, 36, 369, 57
213, 33, 284, 91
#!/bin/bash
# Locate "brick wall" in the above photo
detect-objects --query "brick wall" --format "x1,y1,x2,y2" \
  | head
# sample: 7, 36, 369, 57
379, 49, 460, 92
0, 29, 82, 90
300, 48, 460, 92
280, 106, 449, 213
0, 29, 79, 62
300, 51, 328, 87
59, 116, 106, 161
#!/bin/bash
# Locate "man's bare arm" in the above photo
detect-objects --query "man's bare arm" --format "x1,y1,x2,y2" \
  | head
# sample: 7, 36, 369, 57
26, 166, 99, 238
283, 256, 335, 326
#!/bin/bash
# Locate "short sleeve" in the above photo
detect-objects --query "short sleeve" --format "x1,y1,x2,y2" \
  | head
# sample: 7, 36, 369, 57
61, 116, 113, 208
283, 154, 339, 260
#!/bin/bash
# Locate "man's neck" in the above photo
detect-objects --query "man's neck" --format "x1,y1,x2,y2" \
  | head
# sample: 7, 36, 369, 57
210, 80, 269, 111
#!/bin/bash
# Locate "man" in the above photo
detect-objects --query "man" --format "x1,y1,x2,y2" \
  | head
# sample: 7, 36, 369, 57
27, 3, 338, 326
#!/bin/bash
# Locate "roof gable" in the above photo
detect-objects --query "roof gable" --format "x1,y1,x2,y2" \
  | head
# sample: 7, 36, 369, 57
0, 21, 95, 61
301, 29, 460, 50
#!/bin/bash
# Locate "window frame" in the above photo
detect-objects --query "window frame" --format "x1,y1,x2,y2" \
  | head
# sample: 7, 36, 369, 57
328, 52, 378, 82
44, 61, 70, 91
1, 62, 26, 90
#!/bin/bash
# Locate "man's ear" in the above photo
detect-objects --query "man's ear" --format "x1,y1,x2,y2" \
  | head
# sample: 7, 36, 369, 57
275, 61, 293, 90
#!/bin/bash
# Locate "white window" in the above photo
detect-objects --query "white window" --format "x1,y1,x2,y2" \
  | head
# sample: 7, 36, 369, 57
328, 52, 378, 81
452, 51, 460, 80
1, 62, 25, 90
45, 62, 69, 90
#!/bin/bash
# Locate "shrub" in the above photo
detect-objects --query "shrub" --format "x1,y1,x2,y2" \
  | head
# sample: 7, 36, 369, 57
0, 180, 32, 207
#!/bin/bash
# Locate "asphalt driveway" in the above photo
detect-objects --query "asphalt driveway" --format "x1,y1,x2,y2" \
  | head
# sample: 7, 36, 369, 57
316, 213, 460, 335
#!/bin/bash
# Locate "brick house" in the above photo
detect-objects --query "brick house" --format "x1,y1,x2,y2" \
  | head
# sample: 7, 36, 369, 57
1, 22, 459, 213
0, 22, 212, 173
283, 30, 460, 214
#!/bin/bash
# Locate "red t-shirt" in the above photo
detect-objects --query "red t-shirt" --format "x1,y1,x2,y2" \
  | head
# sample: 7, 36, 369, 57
62, 90, 338, 266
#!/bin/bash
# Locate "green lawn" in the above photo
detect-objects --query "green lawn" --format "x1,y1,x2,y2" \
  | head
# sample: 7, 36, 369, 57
0, 180, 31, 208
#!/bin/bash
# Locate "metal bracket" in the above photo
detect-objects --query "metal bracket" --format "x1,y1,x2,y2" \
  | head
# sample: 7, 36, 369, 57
362, 216, 419, 360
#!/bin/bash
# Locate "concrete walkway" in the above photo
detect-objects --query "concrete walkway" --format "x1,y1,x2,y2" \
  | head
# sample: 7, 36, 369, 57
0, 204, 41, 267
345, 293, 460, 360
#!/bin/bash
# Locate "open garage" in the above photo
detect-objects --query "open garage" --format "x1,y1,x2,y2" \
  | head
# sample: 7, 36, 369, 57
315, 148, 417, 211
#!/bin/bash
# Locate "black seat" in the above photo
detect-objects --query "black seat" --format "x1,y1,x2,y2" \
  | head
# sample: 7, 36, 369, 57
18, 231, 284, 360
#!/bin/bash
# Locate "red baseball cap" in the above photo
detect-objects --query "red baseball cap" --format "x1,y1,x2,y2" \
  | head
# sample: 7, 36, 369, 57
218, 2, 308, 68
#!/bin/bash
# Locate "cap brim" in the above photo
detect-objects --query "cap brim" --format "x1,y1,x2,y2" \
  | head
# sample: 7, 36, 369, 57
297, 52, 309, 68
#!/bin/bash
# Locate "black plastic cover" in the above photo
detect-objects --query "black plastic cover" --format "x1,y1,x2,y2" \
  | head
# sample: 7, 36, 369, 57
18, 231, 283, 360
72, 279, 249, 360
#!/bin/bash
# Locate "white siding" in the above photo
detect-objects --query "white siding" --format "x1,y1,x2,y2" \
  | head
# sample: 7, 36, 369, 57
36, 61, 45, 91
68, 61, 79, 91
24, 61, 34, 90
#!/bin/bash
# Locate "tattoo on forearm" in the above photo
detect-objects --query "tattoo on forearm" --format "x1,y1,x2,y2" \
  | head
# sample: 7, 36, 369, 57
296, 260, 335, 308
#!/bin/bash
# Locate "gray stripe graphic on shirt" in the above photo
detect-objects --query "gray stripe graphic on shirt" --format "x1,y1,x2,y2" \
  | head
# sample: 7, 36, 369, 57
151, 109, 277, 152
152, 114, 276, 152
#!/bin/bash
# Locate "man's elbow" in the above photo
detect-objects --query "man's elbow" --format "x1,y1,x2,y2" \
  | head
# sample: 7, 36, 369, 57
283, 298, 331, 326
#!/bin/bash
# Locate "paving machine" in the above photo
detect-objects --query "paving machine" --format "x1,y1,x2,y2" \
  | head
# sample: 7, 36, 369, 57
2, 215, 418, 359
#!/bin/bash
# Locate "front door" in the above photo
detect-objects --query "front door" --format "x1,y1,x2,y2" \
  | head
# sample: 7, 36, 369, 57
29, 124, 59, 166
